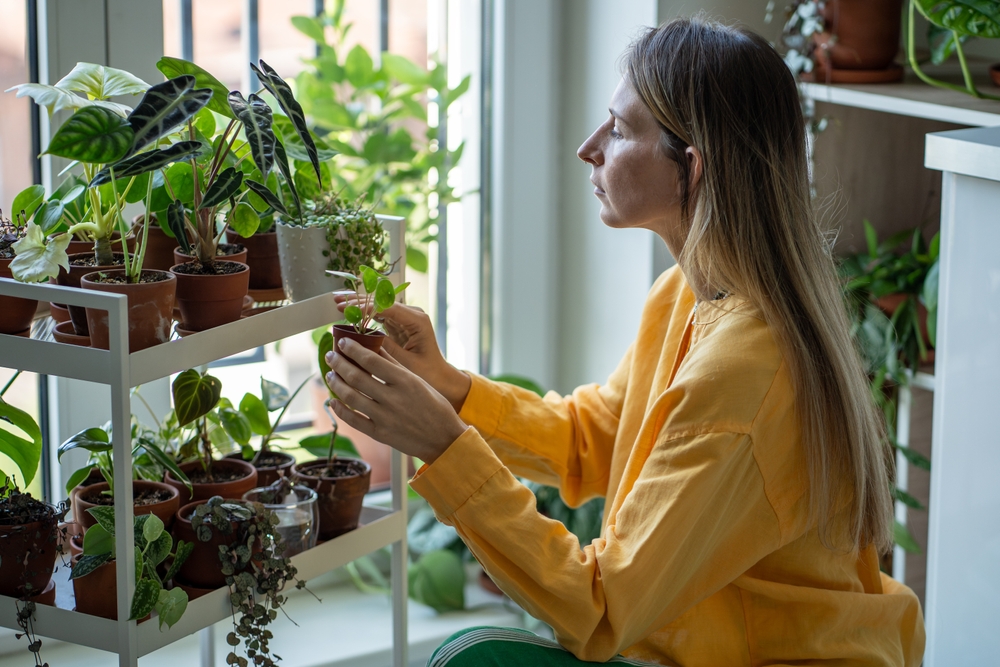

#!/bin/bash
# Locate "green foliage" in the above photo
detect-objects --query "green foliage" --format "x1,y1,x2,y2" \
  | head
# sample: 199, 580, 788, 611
408, 549, 465, 613
285, 195, 389, 278
172, 369, 223, 428
0, 396, 43, 487
489, 375, 546, 397
46, 106, 134, 164
298, 432, 358, 459
330, 264, 409, 335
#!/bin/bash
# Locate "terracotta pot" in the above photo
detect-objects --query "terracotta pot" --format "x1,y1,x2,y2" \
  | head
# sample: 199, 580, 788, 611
275, 221, 349, 302
170, 261, 250, 331
991, 63, 1000, 88
142, 221, 188, 272
71, 554, 149, 621
226, 230, 283, 290
56, 252, 124, 336
72, 480, 180, 532
50, 303, 71, 323
171, 499, 246, 589
48, 239, 94, 312
81, 269, 176, 352
163, 459, 258, 505
291, 458, 371, 540
53, 320, 91, 347
0, 509, 59, 598
0, 257, 38, 335
224, 450, 295, 487
814, 0, 903, 72
27, 579, 56, 607
68, 533, 84, 558
172, 243, 247, 267
172, 577, 215, 601
332, 325, 386, 371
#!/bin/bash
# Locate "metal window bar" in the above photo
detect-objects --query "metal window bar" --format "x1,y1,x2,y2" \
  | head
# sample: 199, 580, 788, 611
479, 0, 494, 376
180, 0, 193, 61
243, 0, 260, 91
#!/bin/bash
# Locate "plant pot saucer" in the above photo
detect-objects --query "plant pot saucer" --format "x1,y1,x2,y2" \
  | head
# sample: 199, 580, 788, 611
53, 321, 91, 347
50, 303, 71, 323
801, 63, 903, 84
247, 287, 287, 304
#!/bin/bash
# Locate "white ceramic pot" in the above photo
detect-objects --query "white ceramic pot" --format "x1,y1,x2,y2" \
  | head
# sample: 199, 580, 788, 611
275, 221, 347, 302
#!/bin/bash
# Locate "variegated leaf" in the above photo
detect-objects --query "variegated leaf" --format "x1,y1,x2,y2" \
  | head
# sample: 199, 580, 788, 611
273, 139, 300, 214
156, 57, 235, 119
251, 60, 321, 183
200, 167, 244, 210
55, 62, 150, 100
244, 179, 287, 216
166, 199, 192, 255
126, 75, 213, 156
4, 83, 131, 117
228, 91, 275, 177
90, 140, 206, 186
46, 106, 134, 164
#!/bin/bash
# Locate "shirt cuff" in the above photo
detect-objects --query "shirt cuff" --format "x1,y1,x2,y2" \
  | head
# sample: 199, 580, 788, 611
457, 373, 504, 440
410, 426, 504, 519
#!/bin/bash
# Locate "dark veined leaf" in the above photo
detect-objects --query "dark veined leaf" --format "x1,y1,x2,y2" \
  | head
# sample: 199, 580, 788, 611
251, 60, 321, 183
229, 203, 260, 238
273, 140, 300, 215
57, 426, 111, 459
200, 166, 244, 210
155, 587, 189, 630
126, 75, 213, 156
228, 91, 275, 177
71, 552, 112, 580
90, 140, 206, 186
240, 393, 271, 436
156, 57, 235, 119
164, 540, 193, 583
914, 0, 1000, 38
10, 185, 45, 220
299, 432, 359, 458
129, 578, 161, 621
260, 378, 290, 411
46, 106, 134, 164
0, 397, 43, 486
244, 179, 287, 216
171, 369, 223, 427
488, 374, 546, 397
166, 199, 192, 255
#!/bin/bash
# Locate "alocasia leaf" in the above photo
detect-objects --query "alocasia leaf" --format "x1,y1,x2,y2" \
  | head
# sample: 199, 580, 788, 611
10, 223, 71, 283
273, 140, 300, 215
228, 91, 275, 177
126, 75, 213, 156
166, 199, 191, 255
251, 60, 322, 183
156, 57, 235, 119
89, 140, 206, 186
244, 179, 287, 216
46, 106, 134, 164
200, 166, 243, 210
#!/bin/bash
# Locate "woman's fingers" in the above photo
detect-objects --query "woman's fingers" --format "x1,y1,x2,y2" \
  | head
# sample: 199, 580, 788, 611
329, 398, 377, 439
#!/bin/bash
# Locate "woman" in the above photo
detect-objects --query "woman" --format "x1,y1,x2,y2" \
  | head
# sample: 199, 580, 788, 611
325, 17, 925, 667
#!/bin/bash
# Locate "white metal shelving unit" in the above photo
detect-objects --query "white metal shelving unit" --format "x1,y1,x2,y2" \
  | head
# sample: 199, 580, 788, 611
0, 219, 410, 667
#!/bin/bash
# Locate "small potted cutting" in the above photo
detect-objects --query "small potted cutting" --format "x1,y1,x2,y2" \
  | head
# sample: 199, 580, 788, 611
241, 477, 319, 558
324, 264, 408, 362
163, 369, 258, 503
0, 211, 38, 337
71, 506, 192, 625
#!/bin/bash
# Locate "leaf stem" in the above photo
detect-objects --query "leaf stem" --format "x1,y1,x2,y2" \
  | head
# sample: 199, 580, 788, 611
0, 370, 22, 398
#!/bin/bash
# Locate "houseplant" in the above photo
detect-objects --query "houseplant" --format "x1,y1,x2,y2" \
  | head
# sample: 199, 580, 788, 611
241, 477, 319, 558
324, 264, 408, 362
72, 506, 192, 626
0, 210, 38, 336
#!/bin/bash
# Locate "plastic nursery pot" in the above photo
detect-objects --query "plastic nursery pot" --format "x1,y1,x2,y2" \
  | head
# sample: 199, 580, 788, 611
224, 450, 295, 488
172, 243, 248, 268
226, 230, 283, 290
0, 501, 60, 599
171, 499, 246, 590
52, 320, 91, 347
163, 458, 258, 505
55, 252, 125, 336
0, 256, 39, 336
241, 485, 319, 558
170, 260, 250, 332
81, 269, 176, 352
332, 325, 386, 371
291, 458, 371, 540
72, 480, 180, 532
70, 554, 150, 621
275, 220, 350, 302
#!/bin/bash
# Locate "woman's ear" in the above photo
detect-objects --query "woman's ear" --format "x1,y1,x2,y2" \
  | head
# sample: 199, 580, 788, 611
685, 145, 703, 192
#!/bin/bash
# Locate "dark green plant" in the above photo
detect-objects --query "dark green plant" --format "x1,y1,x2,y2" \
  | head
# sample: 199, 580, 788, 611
71, 506, 192, 629
192, 496, 306, 667
171, 368, 224, 478
281, 193, 389, 275
908, 0, 1000, 100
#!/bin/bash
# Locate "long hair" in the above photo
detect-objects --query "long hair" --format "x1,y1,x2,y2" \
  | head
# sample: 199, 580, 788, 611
625, 18, 893, 553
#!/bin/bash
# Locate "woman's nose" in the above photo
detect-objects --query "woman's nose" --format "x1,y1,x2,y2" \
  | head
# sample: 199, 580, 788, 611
577, 128, 603, 166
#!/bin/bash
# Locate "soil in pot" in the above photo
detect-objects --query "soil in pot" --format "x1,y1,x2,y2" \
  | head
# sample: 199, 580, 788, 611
73, 480, 180, 531
291, 458, 371, 540
171, 499, 246, 589
225, 230, 283, 290
0, 493, 60, 599
173, 243, 247, 267
164, 458, 258, 504
224, 450, 295, 487
56, 252, 125, 336
332, 325, 386, 371
70, 554, 150, 621
81, 269, 176, 352
0, 255, 38, 336
170, 260, 250, 331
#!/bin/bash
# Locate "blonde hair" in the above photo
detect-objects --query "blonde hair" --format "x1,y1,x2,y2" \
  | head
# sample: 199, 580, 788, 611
626, 18, 893, 553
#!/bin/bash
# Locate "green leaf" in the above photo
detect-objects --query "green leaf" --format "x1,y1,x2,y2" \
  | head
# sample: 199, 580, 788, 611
291, 15, 326, 42
126, 75, 213, 157
240, 394, 271, 436
200, 167, 244, 210
359, 265, 378, 292
244, 179, 287, 216
406, 246, 428, 273
90, 141, 205, 186
252, 60, 321, 183
863, 219, 878, 258
273, 140, 300, 215
166, 199, 192, 255
488, 374, 546, 397
394, 281, 410, 295
273, 115, 337, 162
408, 549, 466, 613
381, 53, 428, 85
155, 587, 189, 630
64, 465, 93, 495
229, 91, 275, 177
10, 222, 71, 283
164, 540, 194, 583
229, 203, 260, 238
83, 522, 114, 554
55, 62, 149, 100
58, 427, 111, 459
345, 45, 375, 88
138, 439, 192, 493
142, 513, 165, 544
0, 397, 42, 486
914, 0, 1000, 38
146, 530, 172, 566
299, 432, 359, 458
893, 520, 922, 554
172, 369, 223, 427
318, 331, 333, 380
71, 553, 112, 579
34, 199, 65, 234
219, 408, 252, 446
129, 578, 161, 621
260, 377, 290, 412
893, 487, 926, 511
895, 443, 931, 471
46, 106, 134, 163
445, 75, 472, 108
156, 57, 235, 119
10, 185, 45, 220
344, 304, 363, 324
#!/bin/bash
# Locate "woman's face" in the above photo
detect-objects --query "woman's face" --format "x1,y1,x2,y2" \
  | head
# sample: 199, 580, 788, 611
577, 79, 690, 257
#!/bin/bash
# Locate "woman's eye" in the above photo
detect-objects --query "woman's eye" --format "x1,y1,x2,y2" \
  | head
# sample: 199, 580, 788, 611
610, 126, 623, 139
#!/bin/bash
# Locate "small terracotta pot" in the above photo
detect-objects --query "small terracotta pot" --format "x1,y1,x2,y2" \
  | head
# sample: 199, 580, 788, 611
53, 320, 91, 347
81, 269, 176, 352
172, 577, 215, 600
814, 0, 903, 72
71, 554, 150, 621
163, 458, 258, 505
332, 325, 386, 371
170, 261, 250, 331
136, 216, 191, 272
48, 239, 94, 312
224, 450, 295, 488
172, 243, 247, 267
72, 480, 180, 532
0, 511, 59, 598
68, 534, 84, 558
56, 252, 125, 336
226, 230, 283, 290
50, 303, 71, 323
291, 458, 371, 540
0, 257, 38, 335
171, 499, 246, 589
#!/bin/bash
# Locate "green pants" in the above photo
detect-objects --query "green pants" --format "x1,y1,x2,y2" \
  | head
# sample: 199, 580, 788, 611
427, 626, 661, 666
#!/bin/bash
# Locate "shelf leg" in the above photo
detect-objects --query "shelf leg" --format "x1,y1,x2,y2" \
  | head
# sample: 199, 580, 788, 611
893, 377, 913, 584
391, 448, 408, 667
200, 626, 215, 667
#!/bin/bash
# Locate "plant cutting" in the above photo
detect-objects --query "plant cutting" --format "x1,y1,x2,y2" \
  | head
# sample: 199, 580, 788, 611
0, 211, 38, 336
324, 264, 408, 362
71, 506, 192, 626
241, 477, 319, 558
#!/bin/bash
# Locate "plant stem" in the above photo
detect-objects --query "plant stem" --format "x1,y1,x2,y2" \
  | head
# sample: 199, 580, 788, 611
109, 167, 132, 279
260, 374, 314, 453
0, 370, 21, 398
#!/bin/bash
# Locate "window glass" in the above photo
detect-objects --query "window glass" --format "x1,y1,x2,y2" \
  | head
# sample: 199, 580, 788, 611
0, 0, 32, 213
0, 370, 43, 499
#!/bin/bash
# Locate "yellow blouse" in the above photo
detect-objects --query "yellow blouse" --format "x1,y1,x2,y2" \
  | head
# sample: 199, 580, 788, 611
409, 266, 925, 666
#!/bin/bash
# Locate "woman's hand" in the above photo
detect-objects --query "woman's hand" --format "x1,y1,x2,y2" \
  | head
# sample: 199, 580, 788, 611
325, 337, 468, 464
334, 295, 471, 412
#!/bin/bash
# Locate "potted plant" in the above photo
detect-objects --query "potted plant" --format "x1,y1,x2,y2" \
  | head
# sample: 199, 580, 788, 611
71, 506, 192, 626
0, 211, 38, 336
163, 369, 258, 503
226, 212, 283, 294
324, 264, 408, 363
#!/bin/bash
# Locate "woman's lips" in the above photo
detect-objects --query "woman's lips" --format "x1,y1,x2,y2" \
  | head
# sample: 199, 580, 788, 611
592, 184, 606, 196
